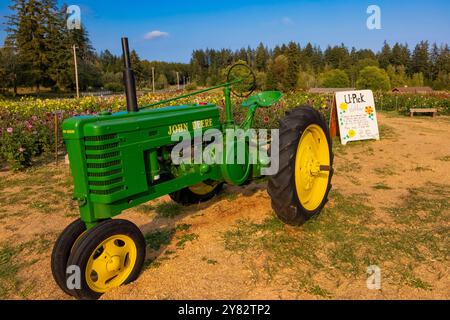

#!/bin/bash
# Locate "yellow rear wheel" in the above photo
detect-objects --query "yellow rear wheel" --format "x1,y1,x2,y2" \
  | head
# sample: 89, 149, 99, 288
170, 181, 223, 205
295, 124, 331, 211
268, 106, 333, 226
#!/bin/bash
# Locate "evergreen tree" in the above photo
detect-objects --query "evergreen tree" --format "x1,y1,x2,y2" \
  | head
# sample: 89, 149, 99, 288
410, 41, 430, 79
391, 43, 410, 67
285, 42, 301, 90
255, 42, 269, 72
6, 0, 52, 90
378, 41, 392, 69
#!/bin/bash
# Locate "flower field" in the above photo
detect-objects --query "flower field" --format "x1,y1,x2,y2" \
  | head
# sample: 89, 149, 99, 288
0, 91, 449, 170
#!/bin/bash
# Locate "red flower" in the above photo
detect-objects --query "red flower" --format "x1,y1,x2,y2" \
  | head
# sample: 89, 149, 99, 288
263, 116, 270, 124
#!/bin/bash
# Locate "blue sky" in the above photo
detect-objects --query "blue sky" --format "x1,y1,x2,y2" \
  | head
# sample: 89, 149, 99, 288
1, 0, 449, 62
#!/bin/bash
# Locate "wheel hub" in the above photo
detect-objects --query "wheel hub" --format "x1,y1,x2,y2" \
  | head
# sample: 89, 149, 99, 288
85, 235, 137, 293
106, 256, 121, 272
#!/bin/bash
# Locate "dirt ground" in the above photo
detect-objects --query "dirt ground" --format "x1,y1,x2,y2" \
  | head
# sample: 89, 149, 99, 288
0, 112, 449, 300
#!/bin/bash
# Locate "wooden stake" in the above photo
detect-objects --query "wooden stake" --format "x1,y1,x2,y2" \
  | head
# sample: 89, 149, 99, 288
54, 113, 58, 166
329, 97, 339, 139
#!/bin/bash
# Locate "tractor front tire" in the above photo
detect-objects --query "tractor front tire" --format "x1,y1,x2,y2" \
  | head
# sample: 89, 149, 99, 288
51, 219, 87, 296
170, 181, 224, 206
268, 106, 334, 226
67, 219, 146, 300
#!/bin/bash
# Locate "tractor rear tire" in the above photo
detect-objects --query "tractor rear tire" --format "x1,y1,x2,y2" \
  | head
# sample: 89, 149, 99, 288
170, 182, 224, 206
51, 219, 86, 296
268, 106, 334, 226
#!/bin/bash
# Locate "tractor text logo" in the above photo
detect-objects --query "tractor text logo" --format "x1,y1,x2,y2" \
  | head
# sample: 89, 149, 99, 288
67, 5, 81, 30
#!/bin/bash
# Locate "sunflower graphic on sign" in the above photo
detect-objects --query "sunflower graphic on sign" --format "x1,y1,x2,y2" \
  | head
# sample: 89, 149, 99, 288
365, 106, 375, 120
343, 129, 357, 141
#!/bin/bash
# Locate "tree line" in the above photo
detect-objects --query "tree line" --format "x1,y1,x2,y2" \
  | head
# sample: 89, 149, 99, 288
191, 41, 450, 91
1, 0, 449, 96
0, 0, 190, 95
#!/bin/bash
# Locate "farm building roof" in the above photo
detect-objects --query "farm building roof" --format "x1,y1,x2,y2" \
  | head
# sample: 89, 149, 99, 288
392, 87, 434, 94
308, 88, 356, 94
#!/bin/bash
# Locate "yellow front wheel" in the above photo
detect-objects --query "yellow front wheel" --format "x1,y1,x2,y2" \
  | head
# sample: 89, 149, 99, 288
268, 106, 334, 226
67, 219, 146, 300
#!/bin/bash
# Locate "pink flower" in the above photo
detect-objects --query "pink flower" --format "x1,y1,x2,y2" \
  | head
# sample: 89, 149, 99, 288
7, 127, 13, 134
19, 147, 25, 153
32, 115, 38, 121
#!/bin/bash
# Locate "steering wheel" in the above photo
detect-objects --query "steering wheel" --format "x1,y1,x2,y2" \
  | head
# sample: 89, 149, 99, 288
226, 63, 257, 98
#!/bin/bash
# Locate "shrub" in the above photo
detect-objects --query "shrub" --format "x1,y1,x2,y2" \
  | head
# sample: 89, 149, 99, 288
104, 82, 124, 92
320, 69, 350, 88
357, 66, 391, 91
185, 82, 198, 91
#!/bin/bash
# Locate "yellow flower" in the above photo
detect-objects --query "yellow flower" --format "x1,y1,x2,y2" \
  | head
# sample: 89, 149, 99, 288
348, 129, 356, 138
340, 102, 348, 111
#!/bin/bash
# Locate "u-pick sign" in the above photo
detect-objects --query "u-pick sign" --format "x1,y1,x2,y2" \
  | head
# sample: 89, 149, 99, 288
335, 90, 380, 145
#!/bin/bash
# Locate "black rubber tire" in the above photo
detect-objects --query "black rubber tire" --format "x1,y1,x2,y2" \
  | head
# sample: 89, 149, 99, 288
268, 106, 334, 226
170, 182, 224, 206
51, 219, 86, 296
67, 219, 146, 300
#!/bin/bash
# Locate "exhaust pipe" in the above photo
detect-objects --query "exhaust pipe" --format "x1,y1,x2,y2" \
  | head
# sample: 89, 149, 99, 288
121, 37, 139, 113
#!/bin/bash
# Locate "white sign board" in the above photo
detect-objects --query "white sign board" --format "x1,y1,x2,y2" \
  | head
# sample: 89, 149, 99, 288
335, 90, 380, 145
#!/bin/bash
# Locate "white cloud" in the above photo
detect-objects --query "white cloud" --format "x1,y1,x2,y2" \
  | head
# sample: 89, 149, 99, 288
281, 17, 294, 26
144, 30, 169, 40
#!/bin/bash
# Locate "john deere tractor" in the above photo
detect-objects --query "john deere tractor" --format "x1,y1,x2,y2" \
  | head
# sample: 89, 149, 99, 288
51, 38, 333, 299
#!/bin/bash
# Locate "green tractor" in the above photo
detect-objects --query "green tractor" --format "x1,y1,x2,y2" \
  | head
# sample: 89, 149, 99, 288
51, 38, 334, 299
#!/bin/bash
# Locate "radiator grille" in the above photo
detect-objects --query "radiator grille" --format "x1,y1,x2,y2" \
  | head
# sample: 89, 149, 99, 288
84, 134, 125, 196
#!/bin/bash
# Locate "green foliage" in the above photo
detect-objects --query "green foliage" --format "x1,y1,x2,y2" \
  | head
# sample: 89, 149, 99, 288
357, 66, 391, 91
320, 69, 350, 88
0, 112, 53, 170
185, 82, 198, 91
154, 201, 184, 218
145, 229, 174, 251
156, 74, 169, 90
104, 82, 124, 93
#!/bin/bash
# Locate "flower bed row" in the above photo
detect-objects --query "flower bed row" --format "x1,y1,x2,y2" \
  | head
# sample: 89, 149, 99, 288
1, 92, 448, 170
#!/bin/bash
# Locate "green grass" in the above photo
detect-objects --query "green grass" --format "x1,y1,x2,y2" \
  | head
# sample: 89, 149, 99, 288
374, 166, 397, 177
145, 229, 175, 251
202, 257, 219, 265
176, 233, 199, 248
0, 245, 21, 299
413, 166, 433, 172
386, 183, 450, 225
337, 161, 362, 173
379, 124, 397, 140
154, 202, 184, 218
176, 224, 192, 232
306, 285, 333, 299
223, 186, 450, 296
29, 200, 54, 213
372, 182, 393, 190
135, 204, 155, 214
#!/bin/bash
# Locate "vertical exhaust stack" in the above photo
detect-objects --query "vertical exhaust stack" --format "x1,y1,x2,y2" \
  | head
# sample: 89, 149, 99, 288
122, 37, 139, 113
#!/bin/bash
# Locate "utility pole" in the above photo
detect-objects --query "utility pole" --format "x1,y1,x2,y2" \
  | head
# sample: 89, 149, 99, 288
152, 67, 155, 93
73, 45, 80, 98
176, 72, 180, 90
